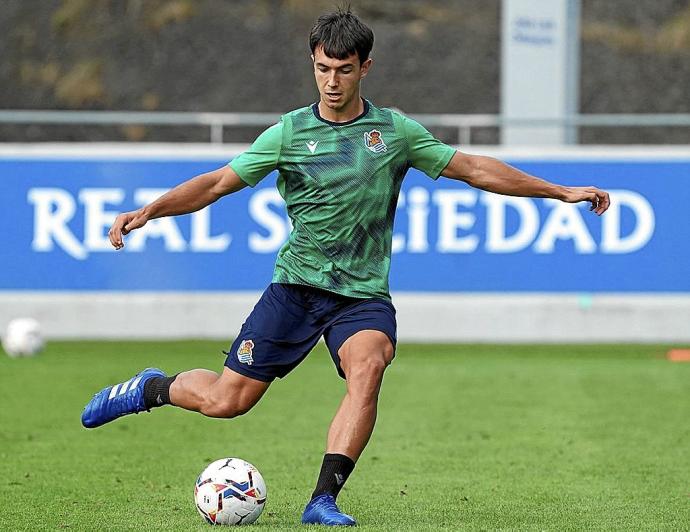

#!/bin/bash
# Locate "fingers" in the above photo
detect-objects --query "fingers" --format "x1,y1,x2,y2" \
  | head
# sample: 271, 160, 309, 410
565, 186, 610, 216
108, 214, 128, 250
109, 210, 150, 249
590, 188, 610, 216
108, 211, 142, 250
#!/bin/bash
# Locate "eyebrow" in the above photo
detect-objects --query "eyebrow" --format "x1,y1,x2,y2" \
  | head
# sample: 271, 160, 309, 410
315, 62, 354, 69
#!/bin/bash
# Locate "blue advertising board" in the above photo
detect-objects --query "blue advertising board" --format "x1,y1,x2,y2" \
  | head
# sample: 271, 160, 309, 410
1, 149, 688, 292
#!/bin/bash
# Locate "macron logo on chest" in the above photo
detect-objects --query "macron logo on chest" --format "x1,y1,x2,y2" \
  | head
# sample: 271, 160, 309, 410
306, 140, 318, 154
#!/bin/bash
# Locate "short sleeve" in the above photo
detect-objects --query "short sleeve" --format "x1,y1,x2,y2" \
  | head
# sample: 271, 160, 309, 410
398, 114, 456, 180
229, 121, 283, 187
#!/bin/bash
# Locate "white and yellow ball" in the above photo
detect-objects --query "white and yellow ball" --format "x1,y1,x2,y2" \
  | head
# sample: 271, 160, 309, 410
194, 458, 267, 526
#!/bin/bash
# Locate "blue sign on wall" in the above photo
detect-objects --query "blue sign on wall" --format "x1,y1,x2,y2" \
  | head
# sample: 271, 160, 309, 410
1, 153, 688, 292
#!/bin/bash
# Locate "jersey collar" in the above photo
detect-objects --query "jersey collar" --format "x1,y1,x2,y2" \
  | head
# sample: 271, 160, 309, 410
312, 98, 370, 126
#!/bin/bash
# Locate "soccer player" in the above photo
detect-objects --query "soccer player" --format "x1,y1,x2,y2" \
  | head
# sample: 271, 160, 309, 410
81, 7, 610, 527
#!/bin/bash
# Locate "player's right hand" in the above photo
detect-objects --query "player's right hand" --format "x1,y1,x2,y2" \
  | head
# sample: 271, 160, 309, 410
108, 209, 148, 249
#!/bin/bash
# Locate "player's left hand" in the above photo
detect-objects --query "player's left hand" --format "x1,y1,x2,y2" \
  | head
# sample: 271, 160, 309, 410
562, 186, 610, 215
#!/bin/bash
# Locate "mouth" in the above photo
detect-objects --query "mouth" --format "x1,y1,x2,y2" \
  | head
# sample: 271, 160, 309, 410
325, 92, 342, 101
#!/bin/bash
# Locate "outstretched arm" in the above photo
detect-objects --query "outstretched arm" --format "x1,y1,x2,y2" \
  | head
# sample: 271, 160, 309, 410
441, 151, 610, 215
108, 165, 246, 249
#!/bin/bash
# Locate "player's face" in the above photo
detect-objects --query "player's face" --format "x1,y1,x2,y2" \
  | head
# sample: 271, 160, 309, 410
312, 46, 372, 113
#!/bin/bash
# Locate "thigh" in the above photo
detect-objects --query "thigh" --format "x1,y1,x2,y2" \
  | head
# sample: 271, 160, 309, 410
324, 299, 397, 379
224, 284, 325, 382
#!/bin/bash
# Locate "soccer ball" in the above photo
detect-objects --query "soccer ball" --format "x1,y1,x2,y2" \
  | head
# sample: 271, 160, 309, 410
2, 318, 44, 358
194, 458, 267, 525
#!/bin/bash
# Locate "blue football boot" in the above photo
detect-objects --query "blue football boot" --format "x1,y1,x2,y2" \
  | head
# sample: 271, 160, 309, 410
81, 368, 165, 428
301, 494, 356, 526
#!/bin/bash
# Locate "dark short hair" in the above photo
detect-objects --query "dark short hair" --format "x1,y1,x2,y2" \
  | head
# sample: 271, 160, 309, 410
309, 6, 374, 64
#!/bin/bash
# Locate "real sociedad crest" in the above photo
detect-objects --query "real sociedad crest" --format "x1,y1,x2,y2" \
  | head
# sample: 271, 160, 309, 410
236, 339, 255, 365
364, 129, 387, 153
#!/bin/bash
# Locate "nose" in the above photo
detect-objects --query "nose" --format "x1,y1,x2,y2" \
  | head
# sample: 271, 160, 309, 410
327, 71, 338, 87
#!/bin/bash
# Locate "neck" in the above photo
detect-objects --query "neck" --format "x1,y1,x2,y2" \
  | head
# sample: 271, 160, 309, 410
318, 94, 364, 123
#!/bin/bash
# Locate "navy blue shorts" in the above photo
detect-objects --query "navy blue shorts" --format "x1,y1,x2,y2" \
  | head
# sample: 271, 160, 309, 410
224, 283, 397, 382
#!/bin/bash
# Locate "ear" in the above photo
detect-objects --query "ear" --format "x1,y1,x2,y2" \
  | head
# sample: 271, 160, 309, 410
359, 58, 373, 79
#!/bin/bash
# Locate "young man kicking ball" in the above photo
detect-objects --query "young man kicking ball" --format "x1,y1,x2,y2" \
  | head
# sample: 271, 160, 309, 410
82, 7, 610, 526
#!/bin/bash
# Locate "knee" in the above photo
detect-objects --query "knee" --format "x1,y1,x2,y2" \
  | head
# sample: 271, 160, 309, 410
367, 349, 394, 376
346, 346, 394, 386
368, 342, 395, 373
381, 341, 395, 366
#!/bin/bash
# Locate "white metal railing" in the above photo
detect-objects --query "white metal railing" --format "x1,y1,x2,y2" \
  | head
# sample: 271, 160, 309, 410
1, 110, 689, 145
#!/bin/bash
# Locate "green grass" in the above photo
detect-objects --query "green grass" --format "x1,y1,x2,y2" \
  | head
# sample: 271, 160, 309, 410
0, 342, 688, 530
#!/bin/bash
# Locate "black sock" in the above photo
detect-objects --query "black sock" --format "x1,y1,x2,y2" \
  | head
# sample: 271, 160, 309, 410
143, 374, 178, 410
311, 453, 356, 501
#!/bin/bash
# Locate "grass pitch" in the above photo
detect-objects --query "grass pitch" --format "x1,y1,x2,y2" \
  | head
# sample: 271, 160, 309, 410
0, 341, 688, 531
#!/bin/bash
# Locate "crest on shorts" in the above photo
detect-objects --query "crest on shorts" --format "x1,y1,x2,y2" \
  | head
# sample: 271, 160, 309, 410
364, 129, 387, 153
236, 339, 255, 365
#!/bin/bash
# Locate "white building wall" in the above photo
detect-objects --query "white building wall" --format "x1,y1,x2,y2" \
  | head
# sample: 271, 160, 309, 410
1, 292, 688, 343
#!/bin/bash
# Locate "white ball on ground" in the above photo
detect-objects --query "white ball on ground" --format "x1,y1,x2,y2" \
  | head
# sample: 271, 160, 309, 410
194, 458, 267, 525
2, 318, 45, 358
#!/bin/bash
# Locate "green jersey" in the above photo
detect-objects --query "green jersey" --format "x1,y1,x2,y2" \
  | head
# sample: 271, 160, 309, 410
230, 99, 456, 300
